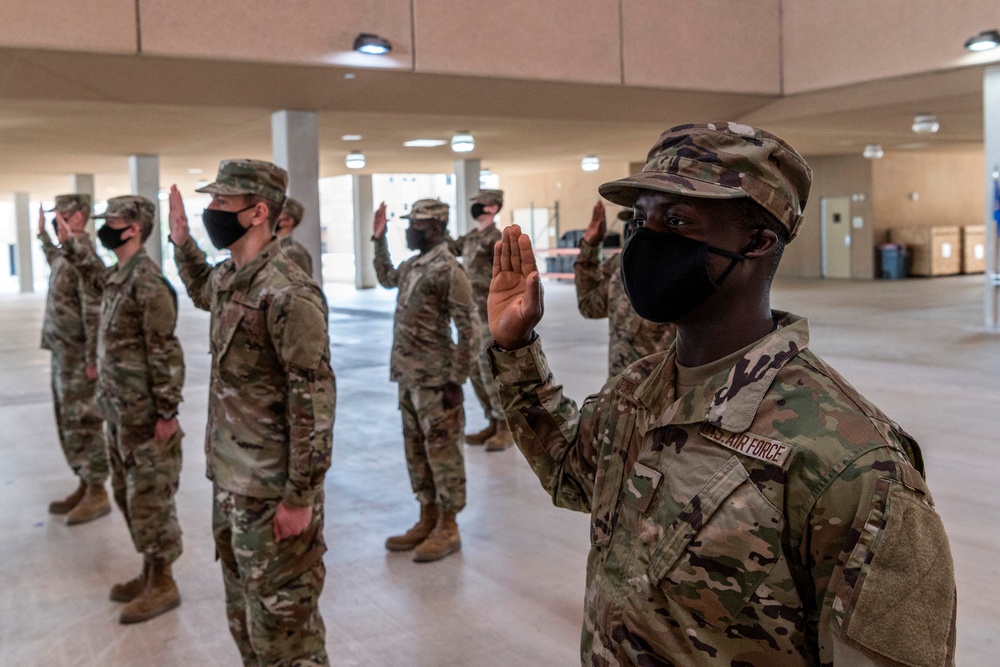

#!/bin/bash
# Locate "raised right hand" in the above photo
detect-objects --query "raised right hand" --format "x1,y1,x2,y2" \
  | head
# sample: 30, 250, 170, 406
372, 202, 388, 239
582, 200, 607, 246
488, 225, 543, 349
37, 205, 47, 236
168, 185, 190, 246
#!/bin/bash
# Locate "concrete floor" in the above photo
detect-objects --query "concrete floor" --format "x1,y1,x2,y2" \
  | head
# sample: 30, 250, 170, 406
0, 275, 998, 666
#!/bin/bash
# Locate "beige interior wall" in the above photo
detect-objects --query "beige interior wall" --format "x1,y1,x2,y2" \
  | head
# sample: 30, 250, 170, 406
139, 0, 413, 68
498, 163, 631, 241
871, 150, 985, 236
782, 0, 996, 94
779, 155, 874, 279
414, 0, 621, 84
0, 0, 136, 54
623, 0, 780, 93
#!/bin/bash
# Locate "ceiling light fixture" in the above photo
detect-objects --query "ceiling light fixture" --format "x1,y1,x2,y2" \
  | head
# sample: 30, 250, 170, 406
353, 33, 392, 55
341, 134, 363, 141
965, 29, 1000, 52
911, 114, 940, 134
451, 132, 475, 153
187, 168, 203, 175
863, 144, 884, 160
581, 155, 600, 172
403, 139, 447, 148
346, 152, 366, 169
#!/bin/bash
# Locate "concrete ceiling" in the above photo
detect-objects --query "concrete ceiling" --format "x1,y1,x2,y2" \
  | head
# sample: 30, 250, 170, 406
0, 47, 987, 201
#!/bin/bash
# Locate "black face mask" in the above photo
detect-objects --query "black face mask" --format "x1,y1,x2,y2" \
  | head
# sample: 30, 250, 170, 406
202, 205, 254, 250
619, 227, 760, 323
51, 218, 61, 239
97, 223, 130, 250
470, 203, 487, 219
405, 227, 431, 252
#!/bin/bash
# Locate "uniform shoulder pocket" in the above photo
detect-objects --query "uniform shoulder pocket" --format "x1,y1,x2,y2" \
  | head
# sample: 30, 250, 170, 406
834, 476, 956, 667
648, 456, 783, 629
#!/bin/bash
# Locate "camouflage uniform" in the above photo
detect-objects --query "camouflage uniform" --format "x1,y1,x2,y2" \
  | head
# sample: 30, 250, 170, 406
490, 123, 957, 666
374, 200, 475, 513
65, 196, 185, 564
489, 317, 956, 666
573, 241, 675, 378
447, 189, 505, 421
279, 197, 314, 276
175, 160, 335, 666
38, 194, 108, 486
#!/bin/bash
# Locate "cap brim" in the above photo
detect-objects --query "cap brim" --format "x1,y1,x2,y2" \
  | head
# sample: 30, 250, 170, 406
598, 172, 747, 208
194, 182, 253, 196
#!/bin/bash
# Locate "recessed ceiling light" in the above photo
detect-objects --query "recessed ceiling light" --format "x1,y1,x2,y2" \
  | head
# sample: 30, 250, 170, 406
863, 144, 884, 160
344, 73, 356, 80
911, 114, 940, 134
187, 168, 203, 175
196, 179, 210, 188
341, 134, 363, 141
157, 190, 169, 200
899, 142, 929, 150
346, 152, 366, 169
404, 139, 447, 148
965, 29, 1000, 52
581, 155, 600, 172
353, 33, 392, 55
451, 132, 475, 153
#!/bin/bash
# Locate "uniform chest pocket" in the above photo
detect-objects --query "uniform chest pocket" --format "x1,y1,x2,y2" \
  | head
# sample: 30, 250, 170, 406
400, 275, 426, 308
648, 456, 783, 630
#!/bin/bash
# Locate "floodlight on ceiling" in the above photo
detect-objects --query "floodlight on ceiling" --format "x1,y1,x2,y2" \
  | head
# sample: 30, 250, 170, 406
581, 155, 600, 172
353, 33, 392, 55
451, 132, 475, 153
863, 144, 884, 160
346, 152, 366, 169
911, 114, 940, 134
404, 139, 447, 148
965, 30, 1000, 52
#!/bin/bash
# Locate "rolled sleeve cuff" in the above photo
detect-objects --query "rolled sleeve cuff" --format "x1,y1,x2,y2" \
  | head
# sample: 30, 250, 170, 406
487, 333, 550, 385
577, 239, 601, 262
174, 236, 201, 258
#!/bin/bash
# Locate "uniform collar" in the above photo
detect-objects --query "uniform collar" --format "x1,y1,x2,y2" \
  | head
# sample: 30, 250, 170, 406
635, 311, 809, 433
230, 238, 281, 291
107, 248, 146, 285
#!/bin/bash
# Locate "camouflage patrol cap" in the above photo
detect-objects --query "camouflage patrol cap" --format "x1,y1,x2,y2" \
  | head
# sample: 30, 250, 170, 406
281, 197, 304, 225
47, 194, 92, 215
94, 195, 156, 224
470, 189, 504, 209
196, 159, 288, 204
400, 199, 449, 224
598, 122, 813, 240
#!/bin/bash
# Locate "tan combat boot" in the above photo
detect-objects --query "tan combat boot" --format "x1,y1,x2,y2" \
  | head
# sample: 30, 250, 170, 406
485, 419, 514, 452
385, 504, 438, 551
119, 560, 181, 624
48, 480, 86, 514
413, 511, 461, 562
66, 483, 111, 525
110, 559, 150, 603
465, 419, 497, 445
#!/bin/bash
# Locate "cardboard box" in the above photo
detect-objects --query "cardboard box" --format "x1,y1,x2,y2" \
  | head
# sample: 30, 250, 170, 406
890, 226, 961, 276
961, 225, 986, 274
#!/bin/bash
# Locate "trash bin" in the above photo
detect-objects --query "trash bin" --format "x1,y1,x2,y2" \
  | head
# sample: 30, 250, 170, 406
878, 243, 909, 279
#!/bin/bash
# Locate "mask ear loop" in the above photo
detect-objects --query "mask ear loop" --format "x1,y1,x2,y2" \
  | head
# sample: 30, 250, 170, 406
709, 226, 764, 286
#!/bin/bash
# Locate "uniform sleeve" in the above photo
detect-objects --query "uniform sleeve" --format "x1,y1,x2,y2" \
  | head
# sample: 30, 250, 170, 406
574, 239, 610, 319
61, 236, 106, 365
297, 246, 314, 277
373, 235, 401, 288
267, 287, 336, 508
488, 336, 605, 512
139, 276, 185, 420
172, 237, 216, 311
444, 266, 475, 386
807, 448, 957, 666
37, 230, 59, 266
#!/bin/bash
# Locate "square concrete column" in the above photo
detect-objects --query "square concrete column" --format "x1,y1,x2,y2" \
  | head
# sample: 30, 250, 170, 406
129, 155, 162, 266
71, 174, 96, 238
272, 110, 322, 284
352, 174, 376, 289
985, 65, 1000, 331
14, 192, 33, 293
454, 159, 481, 238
